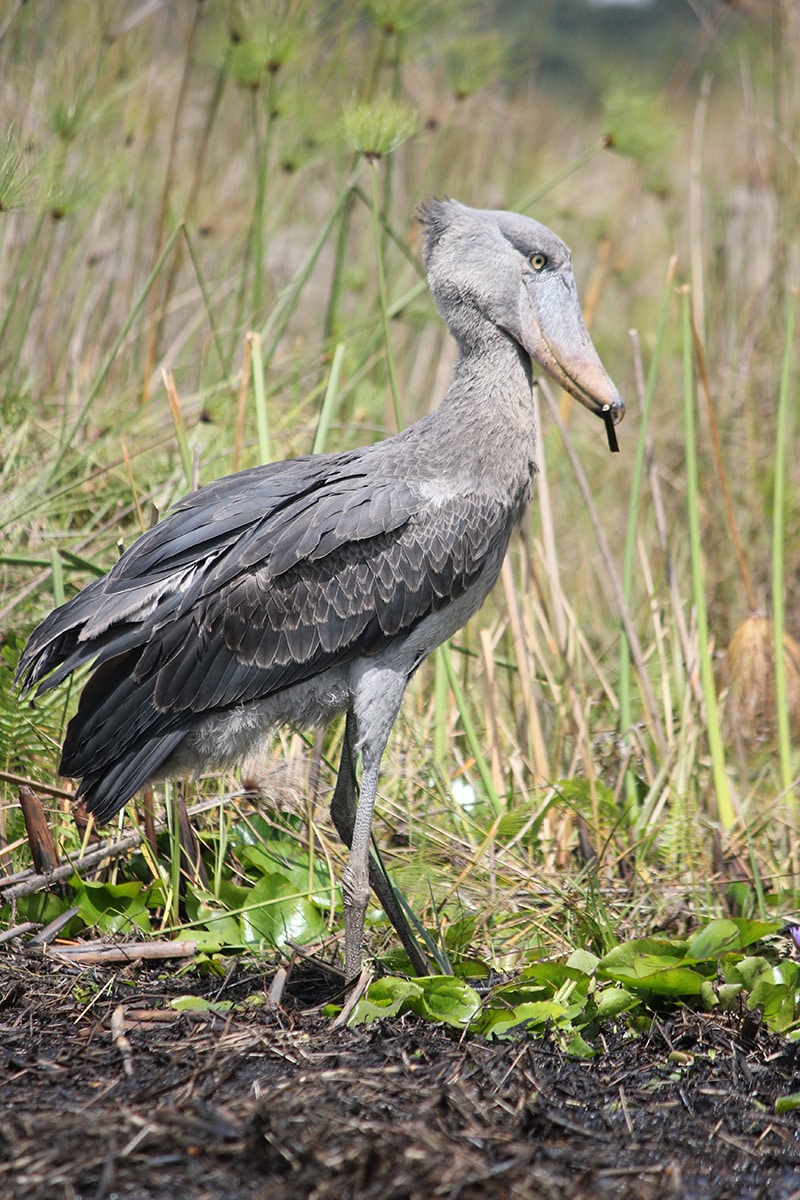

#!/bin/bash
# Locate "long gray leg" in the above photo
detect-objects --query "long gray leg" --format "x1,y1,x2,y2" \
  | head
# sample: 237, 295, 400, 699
330, 711, 430, 979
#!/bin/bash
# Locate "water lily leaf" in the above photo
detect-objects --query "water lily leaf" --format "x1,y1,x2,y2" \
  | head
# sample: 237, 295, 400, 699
410, 977, 482, 1028
173, 928, 225, 954
239, 871, 327, 948
70, 877, 153, 935
187, 906, 245, 949
600, 937, 689, 971
749, 961, 800, 1033
594, 986, 636, 1020
718, 983, 744, 1010
700, 980, 718, 1011
564, 1029, 597, 1058
567, 947, 601, 975
349, 977, 423, 1025
726, 955, 772, 991
688, 918, 781, 962
481, 999, 569, 1038
599, 939, 706, 997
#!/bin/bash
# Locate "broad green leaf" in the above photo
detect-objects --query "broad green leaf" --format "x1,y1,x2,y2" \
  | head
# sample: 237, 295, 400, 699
700, 981, 718, 1011
594, 986, 636, 1019
726, 955, 773, 991
170, 995, 235, 1013
173, 928, 225, 954
71, 877, 153, 935
688, 918, 781, 962
481, 999, 569, 1038
231, 812, 297, 847
350, 977, 423, 1025
9, 892, 79, 929
235, 842, 334, 908
599, 937, 690, 972
717, 983, 744, 1010
564, 1029, 597, 1058
239, 872, 327, 947
749, 961, 800, 1033
775, 1093, 800, 1114
188, 906, 245, 948
515, 961, 586, 990
599, 939, 707, 997
410, 977, 482, 1028
567, 947, 601, 975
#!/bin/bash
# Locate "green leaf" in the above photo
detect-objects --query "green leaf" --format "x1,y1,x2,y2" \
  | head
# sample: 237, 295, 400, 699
8, 892, 80, 929
749, 961, 800, 1034
170, 995, 235, 1014
567, 947, 601, 975
173, 928, 225, 954
350, 977, 423, 1025
70, 877, 153, 935
594, 986, 636, 1020
717, 983, 744, 1010
184, 902, 245, 949
775, 1092, 800, 1114
599, 938, 707, 997
726, 955, 773, 991
481, 999, 569, 1038
687, 918, 781, 962
564, 1029, 597, 1058
239, 872, 327, 948
409, 977, 482, 1028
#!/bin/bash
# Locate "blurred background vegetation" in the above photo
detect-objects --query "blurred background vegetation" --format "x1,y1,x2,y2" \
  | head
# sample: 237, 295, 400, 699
1, 0, 799, 971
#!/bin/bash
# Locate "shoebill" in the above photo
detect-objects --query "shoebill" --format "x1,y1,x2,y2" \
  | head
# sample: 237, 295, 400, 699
16, 198, 624, 984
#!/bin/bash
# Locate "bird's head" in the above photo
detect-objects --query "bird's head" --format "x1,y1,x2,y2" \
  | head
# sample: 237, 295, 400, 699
419, 198, 624, 451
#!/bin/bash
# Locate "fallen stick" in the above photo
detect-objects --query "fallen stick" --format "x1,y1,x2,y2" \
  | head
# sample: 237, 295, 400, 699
0, 799, 226, 900
0, 769, 74, 800
28, 906, 80, 946
0, 832, 145, 901
44, 940, 198, 964
18, 787, 61, 875
0, 922, 39, 945
111, 1005, 135, 1077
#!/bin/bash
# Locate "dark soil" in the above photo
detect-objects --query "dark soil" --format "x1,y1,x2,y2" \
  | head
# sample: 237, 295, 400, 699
1, 947, 798, 1200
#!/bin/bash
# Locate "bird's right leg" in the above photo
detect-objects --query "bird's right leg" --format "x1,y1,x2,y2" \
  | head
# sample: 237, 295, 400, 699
331, 710, 430, 981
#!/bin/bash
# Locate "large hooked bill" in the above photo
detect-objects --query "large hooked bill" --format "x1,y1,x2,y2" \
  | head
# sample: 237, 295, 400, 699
522, 273, 625, 453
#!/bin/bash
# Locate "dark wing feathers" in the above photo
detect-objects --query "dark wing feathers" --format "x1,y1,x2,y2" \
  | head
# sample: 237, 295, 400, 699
20, 451, 512, 817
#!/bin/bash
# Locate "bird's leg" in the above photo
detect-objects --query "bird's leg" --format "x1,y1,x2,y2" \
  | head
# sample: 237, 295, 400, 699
340, 738, 380, 984
330, 712, 430, 978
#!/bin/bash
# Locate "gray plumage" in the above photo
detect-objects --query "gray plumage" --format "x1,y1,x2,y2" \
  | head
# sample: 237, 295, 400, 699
16, 198, 624, 982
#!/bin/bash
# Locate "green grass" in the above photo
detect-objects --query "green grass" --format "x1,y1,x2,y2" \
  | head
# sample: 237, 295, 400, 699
2, 1, 800, 1002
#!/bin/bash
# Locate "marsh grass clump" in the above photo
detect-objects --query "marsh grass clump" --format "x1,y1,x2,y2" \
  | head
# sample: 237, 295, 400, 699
722, 616, 800, 757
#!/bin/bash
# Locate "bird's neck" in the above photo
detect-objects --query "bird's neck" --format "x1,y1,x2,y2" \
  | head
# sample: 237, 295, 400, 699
440, 332, 535, 440
421, 331, 538, 499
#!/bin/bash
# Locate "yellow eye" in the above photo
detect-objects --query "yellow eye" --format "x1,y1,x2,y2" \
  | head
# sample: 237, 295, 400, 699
530, 252, 547, 271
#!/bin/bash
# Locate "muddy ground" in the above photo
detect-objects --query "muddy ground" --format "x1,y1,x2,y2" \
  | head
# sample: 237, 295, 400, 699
1, 946, 798, 1200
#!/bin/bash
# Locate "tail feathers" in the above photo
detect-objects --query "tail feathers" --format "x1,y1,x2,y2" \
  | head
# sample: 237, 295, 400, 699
70, 729, 187, 825
14, 576, 107, 693
23, 623, 149, 698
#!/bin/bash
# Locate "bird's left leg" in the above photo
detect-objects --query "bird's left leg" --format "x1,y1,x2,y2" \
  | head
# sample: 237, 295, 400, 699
340, 669, 406, 984
341, 736, 383, 984
331, 711, 430, 978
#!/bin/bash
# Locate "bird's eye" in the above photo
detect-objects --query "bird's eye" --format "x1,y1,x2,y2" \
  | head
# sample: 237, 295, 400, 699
530, 252, 547, 271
